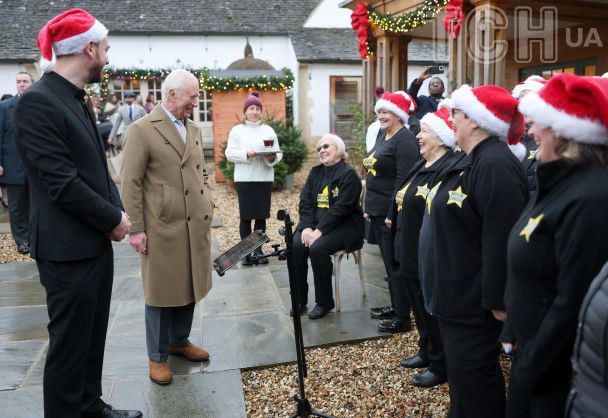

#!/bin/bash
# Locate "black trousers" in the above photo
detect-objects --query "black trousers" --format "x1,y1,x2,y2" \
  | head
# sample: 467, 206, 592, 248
6, 182, 29, 245
239, 218, 266, 239
293, 226, 354, 307
37, 244, 113, 418
404, 274, 446, 377
369, 216, 411, 318
439, 318, 505, 418
506, 349, 571, 418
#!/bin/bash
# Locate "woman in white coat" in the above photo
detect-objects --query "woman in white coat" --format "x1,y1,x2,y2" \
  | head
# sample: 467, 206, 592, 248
225, 92, 282, 264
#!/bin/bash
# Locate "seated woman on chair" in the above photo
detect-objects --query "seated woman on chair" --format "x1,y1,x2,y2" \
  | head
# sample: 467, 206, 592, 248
293, 133, 365, 320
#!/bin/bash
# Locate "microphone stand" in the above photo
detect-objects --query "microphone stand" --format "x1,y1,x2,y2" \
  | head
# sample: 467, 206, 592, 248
250, 210, 333, 418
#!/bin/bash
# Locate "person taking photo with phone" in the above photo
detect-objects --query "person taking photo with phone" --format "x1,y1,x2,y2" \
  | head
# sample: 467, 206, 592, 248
408, 65, 446, 120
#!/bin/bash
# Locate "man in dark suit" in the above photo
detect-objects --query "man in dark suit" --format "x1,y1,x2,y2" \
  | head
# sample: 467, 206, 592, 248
13, 8, 140, 418
407, 66, 446, 120
0, 72, 34, 254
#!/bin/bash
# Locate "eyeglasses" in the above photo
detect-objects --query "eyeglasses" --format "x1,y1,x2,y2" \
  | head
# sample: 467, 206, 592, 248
316, 143, 333, 152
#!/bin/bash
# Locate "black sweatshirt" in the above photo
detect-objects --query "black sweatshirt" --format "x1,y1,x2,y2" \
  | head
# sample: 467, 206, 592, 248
364, 127, 420, 218
429, 137, 528, 324
391, 151, 454, 279
505, 160, 608, 395
297, 161, 364, 250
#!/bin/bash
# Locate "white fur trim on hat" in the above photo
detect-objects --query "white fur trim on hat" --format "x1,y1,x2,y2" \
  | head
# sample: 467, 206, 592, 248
519, 92, 608, 145
509, 143, 526, 161
53, 20, 108, 56
375, 98, 409, 124
420, 113, 455, 149
451, 85, 510, 139
438, 98, 454, 110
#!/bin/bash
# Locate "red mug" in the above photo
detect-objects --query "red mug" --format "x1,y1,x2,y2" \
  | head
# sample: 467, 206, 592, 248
264, 139, 274, 147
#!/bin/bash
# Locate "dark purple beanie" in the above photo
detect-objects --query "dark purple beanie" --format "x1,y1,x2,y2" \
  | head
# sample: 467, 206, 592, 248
243, 91, 263, 113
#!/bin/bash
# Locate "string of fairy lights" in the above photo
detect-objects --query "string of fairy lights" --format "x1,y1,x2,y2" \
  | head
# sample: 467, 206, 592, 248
367, 0, 450, 33
98, 67, 294, 101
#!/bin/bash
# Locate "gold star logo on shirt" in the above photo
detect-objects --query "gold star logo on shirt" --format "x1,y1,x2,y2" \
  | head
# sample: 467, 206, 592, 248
426, 182, 442, 214
416, 183, 430, 199
519, 214, 544, 242
395, 183, 411, 212
363, 151, 377, 176
528, 149, 538, 160
447, 186, 468, 208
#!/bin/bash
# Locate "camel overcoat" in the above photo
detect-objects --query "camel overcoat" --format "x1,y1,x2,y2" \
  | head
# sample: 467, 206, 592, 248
121, 104, 214, 306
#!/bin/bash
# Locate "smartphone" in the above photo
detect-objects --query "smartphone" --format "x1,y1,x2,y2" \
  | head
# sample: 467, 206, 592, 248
429, 65, 444, 75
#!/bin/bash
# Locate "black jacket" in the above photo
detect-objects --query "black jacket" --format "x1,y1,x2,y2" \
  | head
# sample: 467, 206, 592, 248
391, 152, 454, 279
364, 127, 420, 218
429, 137, 528, 324
13, 72, 123, 261
419, 151, 466, 313
567, 261, 608, 418
407, 79, 443, 120
505, 161, 608, 396
0, 95, 26, 185
297, 160, 364, 251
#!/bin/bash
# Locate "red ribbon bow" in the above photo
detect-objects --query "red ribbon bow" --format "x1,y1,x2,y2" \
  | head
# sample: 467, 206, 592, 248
443, 0, 464, 38
351, 2, 370, 59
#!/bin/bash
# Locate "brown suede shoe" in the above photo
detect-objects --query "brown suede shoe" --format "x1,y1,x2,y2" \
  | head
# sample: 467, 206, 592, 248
149, 360, 172, 385
169, 342, 210, 362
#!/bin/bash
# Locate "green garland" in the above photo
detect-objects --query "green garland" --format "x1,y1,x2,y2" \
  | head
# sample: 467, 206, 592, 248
99, 67, 293, 101
200, 67, 294, 92
368, 0, 449, 33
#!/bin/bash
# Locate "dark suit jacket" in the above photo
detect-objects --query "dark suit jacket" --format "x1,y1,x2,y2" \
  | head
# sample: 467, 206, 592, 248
13, 72, 123, 261
0, 95, 27, 185
407, 79, 444, 120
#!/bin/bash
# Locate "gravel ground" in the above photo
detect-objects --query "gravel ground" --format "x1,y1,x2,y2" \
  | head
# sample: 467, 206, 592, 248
242, 324, 513, 417
0, 233, 31, 263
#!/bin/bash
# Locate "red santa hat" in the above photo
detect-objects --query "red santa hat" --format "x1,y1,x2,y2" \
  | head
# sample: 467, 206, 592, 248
395, 91, 417, 115
451, 84, 525, 145
374, 91, 412, 124
420, 107, 455, 149
511, 75, 548, 99
519, 73, 608, 145
36, 8, 108, 72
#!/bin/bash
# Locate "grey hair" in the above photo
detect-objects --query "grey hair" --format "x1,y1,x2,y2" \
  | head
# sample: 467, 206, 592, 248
161, 69, 198, 101
16, 71, 35, 83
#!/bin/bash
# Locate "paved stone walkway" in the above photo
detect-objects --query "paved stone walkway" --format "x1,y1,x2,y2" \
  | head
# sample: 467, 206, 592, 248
0, 238, 389, 417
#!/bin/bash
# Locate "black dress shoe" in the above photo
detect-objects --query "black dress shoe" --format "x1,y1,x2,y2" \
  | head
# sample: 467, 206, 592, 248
84, 404, 143, 418
370, 306, 396, 319
411, 370, 447, 388
17, 242, 30, 254
378, 319, 411, 333
241, 255, 253, 266
399, 353, 431, 369
308, 303, 334, 320
289, 304, 307, 316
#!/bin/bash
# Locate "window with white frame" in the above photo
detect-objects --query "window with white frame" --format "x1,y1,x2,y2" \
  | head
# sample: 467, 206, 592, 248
147, 79, 163, 102
198, 89, 212, 122
111, 79, 141, 101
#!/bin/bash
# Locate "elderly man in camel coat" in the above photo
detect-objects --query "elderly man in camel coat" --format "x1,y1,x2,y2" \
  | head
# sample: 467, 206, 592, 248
121, 69, 214, 385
